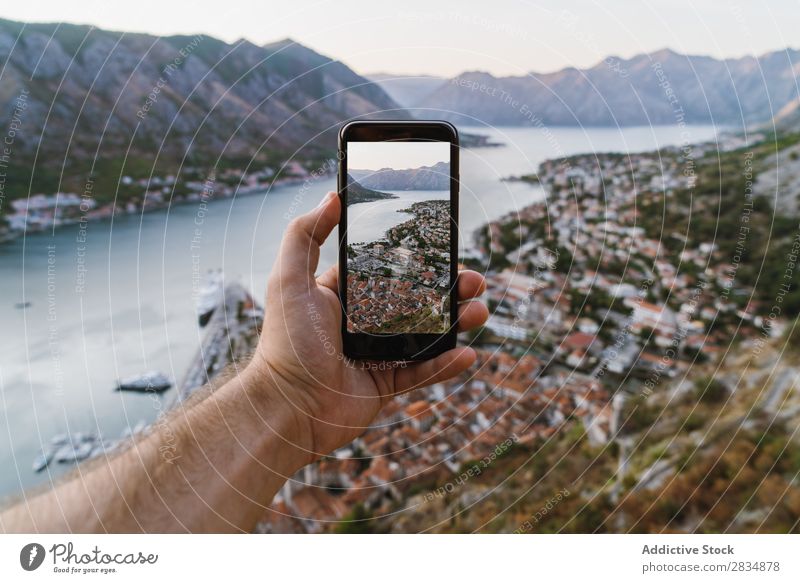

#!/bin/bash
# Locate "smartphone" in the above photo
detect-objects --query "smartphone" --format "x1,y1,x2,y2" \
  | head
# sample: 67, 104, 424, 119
338, 120, 459, 361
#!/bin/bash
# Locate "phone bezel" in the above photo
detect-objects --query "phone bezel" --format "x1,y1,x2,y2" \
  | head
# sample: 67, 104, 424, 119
338, 120, 460, 361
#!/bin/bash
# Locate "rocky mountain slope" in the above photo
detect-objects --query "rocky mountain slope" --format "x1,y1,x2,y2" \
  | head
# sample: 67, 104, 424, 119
0, 19, 403, 197
415, 48, 800, 127
345, 174, 397, 204
772, 99, 800, 132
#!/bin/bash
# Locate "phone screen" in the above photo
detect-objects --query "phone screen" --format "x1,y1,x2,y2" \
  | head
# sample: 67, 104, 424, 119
344, 140, 452, 335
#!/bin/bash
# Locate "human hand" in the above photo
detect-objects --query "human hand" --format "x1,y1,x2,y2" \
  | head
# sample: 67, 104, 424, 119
246, 190, 488, 462
0, 190, 488, 534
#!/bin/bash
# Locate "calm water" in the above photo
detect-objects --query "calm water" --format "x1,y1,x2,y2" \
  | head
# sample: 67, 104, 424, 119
348, 190, 450, 244
0, 124, 722, 497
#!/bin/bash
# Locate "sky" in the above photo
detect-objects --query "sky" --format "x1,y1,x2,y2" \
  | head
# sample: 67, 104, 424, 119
348, 142, 449, 171
1, 0, 798, 77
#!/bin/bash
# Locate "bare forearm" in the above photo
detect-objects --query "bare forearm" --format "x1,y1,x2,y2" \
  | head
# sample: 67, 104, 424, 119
1, 366, 310, 533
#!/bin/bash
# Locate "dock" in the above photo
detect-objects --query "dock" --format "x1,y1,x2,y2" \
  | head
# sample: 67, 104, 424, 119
175, 281, 264, 403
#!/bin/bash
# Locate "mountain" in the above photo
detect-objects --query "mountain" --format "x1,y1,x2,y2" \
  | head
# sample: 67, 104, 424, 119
345, 174, 396, 205
349, 161, 450, 190
0, 20, 404, 198
772, 99, 800, 132
415, 48, 800, 127
366, 73, 446, 108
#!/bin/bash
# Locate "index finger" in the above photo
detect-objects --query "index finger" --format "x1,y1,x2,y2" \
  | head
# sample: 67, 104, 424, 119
458, 270, 486, 301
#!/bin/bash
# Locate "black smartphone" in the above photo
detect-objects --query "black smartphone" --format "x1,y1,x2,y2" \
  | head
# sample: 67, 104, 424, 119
338, 120, 459, 361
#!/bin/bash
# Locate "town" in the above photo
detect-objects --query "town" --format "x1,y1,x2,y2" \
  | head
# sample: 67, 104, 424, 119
256, 136, 795, 532
347, 199, 451, 334
0, 160, 323, 243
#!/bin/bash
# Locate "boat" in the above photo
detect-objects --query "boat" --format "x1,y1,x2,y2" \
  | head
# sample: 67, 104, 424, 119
75, 442, 94, 460
50, 433, 70, 446
195, 270, 224, 327
116, 371, 171, 393
36, 432, 118, 470
54, 443, 79, 463
32, 449, 54, 472
52, 433, 97, 463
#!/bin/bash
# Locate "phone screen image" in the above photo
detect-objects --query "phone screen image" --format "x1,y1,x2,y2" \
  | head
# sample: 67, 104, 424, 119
344, 140, 452, 335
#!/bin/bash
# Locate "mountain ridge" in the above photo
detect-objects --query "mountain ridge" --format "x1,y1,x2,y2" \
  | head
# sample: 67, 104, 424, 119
349, 160, 450, 191
405, 47, 800, 127
0, 18, 405, 199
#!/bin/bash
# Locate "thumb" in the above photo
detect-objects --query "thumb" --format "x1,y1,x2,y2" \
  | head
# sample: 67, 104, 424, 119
274, 191, 340, 289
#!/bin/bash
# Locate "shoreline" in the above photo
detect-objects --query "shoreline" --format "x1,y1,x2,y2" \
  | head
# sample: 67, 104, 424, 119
0, 138, 507, 247
0, 174, 325, 247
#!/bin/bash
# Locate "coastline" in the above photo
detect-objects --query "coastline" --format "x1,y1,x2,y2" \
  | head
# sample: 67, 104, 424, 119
0, 173, 323, 246
0, 137, 503, 247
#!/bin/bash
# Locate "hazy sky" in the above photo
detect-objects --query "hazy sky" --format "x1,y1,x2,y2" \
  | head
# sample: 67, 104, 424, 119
348, 142, 449, 171
1, 1, 797, 76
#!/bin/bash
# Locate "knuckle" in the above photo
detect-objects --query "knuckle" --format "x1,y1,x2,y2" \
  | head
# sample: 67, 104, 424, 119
287, 216, 309, 238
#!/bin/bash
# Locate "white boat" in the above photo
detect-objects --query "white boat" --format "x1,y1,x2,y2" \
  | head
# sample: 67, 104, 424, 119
75, 442, 94, 460
54, 444, 78, 463
32, 449, 54, 472
116, 371, 171, 393
54, 441, 95, 464
195, 270, 224, 326
50, 433, 70, 446
73, 432, 94, 443
38, 432, 113, 469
